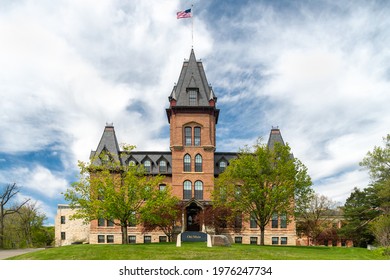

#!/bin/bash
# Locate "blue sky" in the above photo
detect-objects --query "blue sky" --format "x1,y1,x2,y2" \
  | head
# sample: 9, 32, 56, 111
1, 0, 390, 225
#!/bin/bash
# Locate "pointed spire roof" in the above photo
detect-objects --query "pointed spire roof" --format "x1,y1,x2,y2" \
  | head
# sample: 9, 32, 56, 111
267, 127, 285, 150
169, 49, 216, 106
91, 123, 121, 165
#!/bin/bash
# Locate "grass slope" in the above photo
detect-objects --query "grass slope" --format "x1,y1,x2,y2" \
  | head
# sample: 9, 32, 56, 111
7, 243, 388, 260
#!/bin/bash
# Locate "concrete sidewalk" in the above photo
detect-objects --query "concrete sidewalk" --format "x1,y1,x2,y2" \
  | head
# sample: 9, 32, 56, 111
0, 248, 45, 260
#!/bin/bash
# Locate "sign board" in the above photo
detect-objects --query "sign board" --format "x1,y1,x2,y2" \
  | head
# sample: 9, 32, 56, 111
181, 231, 208, 242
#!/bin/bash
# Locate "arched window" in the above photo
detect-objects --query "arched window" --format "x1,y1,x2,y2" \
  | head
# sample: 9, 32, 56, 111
159, 160, 167, 173
194, 181, 203, 200
195, 154, 202, 172
194, 127, 201, 146
184, 126, 192, 146
184, 154, 191, 172
183, 180, 192, 199
144, 160, 151, 173
129, 160, 136, 167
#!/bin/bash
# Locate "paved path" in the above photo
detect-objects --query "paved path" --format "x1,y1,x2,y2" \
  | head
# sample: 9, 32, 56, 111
0, 248, 45, 260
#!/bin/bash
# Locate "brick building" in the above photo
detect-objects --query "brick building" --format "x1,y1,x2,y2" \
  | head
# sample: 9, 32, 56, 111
56, 49, 297, 245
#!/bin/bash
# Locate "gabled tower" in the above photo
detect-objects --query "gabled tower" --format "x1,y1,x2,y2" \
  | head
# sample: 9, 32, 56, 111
166, 49, 219, 231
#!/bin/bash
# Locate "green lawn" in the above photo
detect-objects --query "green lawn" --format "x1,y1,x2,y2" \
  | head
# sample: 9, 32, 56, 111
7, 243, 389, 260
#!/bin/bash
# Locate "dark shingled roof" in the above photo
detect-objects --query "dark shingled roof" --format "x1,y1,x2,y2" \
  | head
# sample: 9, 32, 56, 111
169, 49, 215, 106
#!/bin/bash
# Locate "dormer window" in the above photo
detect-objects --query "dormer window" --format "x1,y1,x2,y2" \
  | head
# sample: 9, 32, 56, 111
219, 161, 227, 172
99, 149, 111, 165
159, 160, 167, 173
144, 160, 151, 173
188, 89, 198, 106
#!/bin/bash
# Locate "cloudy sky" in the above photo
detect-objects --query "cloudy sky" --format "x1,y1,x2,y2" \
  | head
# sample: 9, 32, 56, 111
1, 0, 389, 225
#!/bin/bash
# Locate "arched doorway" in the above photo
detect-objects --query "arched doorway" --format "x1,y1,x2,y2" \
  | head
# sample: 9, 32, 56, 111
186, 202, 201, 231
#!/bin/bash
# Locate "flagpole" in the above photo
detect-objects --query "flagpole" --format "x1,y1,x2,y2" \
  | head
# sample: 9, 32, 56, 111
191, 4, 194, 48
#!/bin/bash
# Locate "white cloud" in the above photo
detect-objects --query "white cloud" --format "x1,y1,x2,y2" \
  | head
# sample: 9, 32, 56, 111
0, 165, 68, 198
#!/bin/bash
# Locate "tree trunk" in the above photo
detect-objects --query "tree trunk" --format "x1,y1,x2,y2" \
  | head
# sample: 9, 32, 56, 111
260, 227, 265, 245
121, 224, 128, 244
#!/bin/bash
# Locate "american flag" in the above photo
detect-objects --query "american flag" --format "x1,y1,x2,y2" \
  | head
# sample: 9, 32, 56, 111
177, 8, 192, 19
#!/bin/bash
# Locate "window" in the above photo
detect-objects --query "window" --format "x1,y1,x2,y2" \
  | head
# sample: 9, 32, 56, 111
144, 160, 151, 173
184, 126, 192, 146
61, 232, 66, 240
159, 236, 167, 243
159, 160, 167, 173
183, 180, 192, 199
129, 160, 136, 167
219, 161, 227, 172
184, 154, 191, 172
272, 213, 278, 228
144, 236, 151, 243
188, 89, 197, 106
195, 154, 202, 172
281, 237, 288, 245
272, 237, 279, 245
107, 235, 114, 243
250, 213, 257, 228
280, 213, 287, 228
128, 235, 136, 244
98, 218, 105, 227
194, 181, 203, 200
250, 237, 258, 245
98, 235, 105, 243
194, 127, 201, 146
60, 216, 65, 224
235, 237, 242, 244
107, 220, 114, 227
159, 184, 166, 191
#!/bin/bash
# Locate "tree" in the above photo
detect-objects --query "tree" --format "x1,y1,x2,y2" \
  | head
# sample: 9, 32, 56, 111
141, 186, 181, 242
17, 202, 47, 247
370, 214, 390, 247
360, 134, 390, 184
213, 141, 312, 245
64, 158, 166, 244
3, 202, 49, 248
0, 183, 30, 249
341, 187, 380, 247
357, 133, 390, 247
296, 193, 338, 245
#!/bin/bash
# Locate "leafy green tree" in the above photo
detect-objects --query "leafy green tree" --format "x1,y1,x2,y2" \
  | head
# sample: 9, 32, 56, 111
360, 134, 390, 184
64, 158, 166, 244
141, 185, 181, 242
358, 134, 390, 247
213, 141, 312, 245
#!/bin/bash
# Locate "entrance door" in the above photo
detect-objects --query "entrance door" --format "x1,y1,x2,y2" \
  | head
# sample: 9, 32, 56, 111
186, 203, 201, 231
